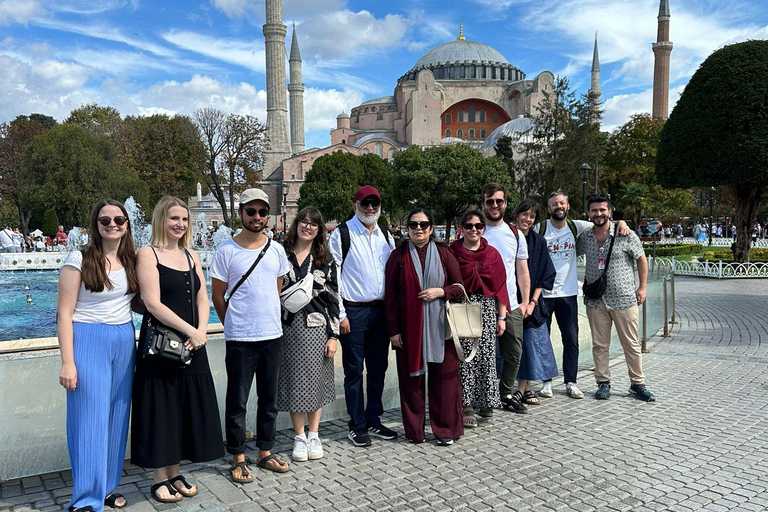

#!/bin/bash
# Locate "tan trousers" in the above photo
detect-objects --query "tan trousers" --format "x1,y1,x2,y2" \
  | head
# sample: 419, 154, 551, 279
586, 301, 645, 384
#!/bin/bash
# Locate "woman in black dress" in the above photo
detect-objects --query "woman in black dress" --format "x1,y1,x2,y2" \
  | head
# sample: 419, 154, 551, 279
133, 196, 223, 503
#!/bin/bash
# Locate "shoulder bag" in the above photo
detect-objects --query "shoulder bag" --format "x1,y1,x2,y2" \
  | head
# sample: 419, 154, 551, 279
280, 255, 314, 313
143, 249, 196, 367
582, 234, 615, 299
444, 283, 483, 363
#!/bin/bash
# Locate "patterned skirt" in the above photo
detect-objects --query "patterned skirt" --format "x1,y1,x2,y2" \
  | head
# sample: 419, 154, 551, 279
276, 310, 336, 412
458, 293, 501, 409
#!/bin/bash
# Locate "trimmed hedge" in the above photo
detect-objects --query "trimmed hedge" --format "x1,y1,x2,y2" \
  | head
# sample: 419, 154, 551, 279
643, 244, 703, 257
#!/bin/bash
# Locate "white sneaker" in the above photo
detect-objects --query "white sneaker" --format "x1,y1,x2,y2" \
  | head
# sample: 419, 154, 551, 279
292, 435, 308, 462
538, 381, 554, 398
566, 382, 584, 399
307, 437, 324, 460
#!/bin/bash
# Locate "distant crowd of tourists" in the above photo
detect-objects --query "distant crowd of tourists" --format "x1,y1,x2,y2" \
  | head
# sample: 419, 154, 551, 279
57, 183, 655, 511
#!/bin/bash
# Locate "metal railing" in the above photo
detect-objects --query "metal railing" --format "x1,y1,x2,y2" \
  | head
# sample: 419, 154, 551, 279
655, 257, 768, 279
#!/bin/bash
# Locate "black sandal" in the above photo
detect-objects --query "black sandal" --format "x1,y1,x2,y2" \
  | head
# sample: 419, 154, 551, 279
230, 460, 254, 483
104, 493, 126, 509
169, 475, 198, 497
522, 390, 540, 405
150, 481, 182, 503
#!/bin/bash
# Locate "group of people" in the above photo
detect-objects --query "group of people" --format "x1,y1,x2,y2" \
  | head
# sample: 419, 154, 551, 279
57, 183, 655, 512
1, 224, 86, 253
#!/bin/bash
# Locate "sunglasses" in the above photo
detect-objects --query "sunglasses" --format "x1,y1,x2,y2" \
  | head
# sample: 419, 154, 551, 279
359, 199, 381, 209
408, 221, 432, 230
484, 198, 505, 207
463, 222, 485, 231
244, 207, 270, 218
97, 216, 128, 227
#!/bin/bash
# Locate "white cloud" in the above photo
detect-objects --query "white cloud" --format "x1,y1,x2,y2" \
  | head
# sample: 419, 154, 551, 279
302, 87, 363, 131
31, 60, 90, 91
45, 0, 135, 15
209, 0, 253, 19
602, 84, 686, 131
0, 0, 45, 25
162, 29, 265, 73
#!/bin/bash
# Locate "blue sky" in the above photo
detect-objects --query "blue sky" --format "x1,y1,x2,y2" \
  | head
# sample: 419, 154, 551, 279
1, 0, 766, 149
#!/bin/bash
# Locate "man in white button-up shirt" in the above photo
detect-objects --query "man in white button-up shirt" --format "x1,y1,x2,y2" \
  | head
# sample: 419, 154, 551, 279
329, 186, 397, 447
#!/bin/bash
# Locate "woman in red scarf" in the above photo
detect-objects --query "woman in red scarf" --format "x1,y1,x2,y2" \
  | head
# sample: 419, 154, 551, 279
449, 209, 509, 428
385, 209, 465, 445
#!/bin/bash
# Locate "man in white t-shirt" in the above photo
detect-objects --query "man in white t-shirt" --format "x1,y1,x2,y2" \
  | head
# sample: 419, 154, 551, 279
534, 191, 630, 400
0, 226, 13, 253
211, 188, 292, 481
481, 183, 531, 414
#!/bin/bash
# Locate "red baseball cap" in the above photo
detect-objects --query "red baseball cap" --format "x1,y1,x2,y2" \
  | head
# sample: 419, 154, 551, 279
354, 185, 380, 202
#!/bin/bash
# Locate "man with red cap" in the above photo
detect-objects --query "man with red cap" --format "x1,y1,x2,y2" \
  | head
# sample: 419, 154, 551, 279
329, 185, 397, 447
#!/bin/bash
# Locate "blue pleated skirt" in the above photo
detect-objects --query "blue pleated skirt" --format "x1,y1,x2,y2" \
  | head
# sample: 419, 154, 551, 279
517, 323, 559, 381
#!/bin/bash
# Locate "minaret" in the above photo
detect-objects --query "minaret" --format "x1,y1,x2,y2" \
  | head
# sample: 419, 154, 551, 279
588, 31, 601, 110
652, 0, 673, 119
263, 0, 292, 175
288, 24, 305, 154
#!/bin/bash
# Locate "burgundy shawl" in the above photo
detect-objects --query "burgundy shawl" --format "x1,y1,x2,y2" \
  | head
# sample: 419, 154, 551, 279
449, 238, 510, 310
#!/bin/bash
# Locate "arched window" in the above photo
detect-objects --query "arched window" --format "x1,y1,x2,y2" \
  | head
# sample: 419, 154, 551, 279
468, 106, 475, 123
469, 129, 475, 140
362, 148, 370, 155
480, 110, 486, 122
374, 142, 383, 157
387, 148, 395, 161
445, 129, 451, 138
480, 129, 487, 139
493, 113, 498, 123
457, 129, 463, 139
445, 113, 452, 124
458, 110, 464, 123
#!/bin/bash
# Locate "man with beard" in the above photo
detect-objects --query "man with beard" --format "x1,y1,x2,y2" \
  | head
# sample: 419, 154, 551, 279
481, 183, 531, 414
576, 195, 655, 402
211, 188, 293, 480
534, 191, 630, 400
329, 186, 397, 447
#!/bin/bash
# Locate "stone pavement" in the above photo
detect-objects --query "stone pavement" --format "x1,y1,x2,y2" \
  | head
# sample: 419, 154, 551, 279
2, 277, 768, 511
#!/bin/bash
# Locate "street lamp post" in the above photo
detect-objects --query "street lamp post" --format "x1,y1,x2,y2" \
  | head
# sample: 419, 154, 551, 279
708, 187, 715, 247
579, 163, 591, 219
282, 183, 290, 236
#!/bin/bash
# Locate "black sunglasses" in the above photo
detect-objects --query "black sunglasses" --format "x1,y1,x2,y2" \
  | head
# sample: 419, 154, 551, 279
463, 222, 485, 231
98, 216, 128, 227
244, 207, 269, 218
484, 198, 505, 207
408, 221, 432, 230
359, 199, 381, 209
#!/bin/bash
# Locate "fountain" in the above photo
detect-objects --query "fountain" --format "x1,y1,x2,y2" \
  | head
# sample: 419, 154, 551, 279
124, 196, 151, 249
66, 227, 82, 251
212, 224, 233, 250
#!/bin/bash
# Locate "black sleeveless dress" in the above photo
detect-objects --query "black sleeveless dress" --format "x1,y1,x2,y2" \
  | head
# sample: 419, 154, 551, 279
131, 252, 224, 468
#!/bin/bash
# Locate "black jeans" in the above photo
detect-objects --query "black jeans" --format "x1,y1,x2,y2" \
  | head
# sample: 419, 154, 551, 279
541, 295, 580, 384
339, 305, 390, 431
225, 338, 282, 453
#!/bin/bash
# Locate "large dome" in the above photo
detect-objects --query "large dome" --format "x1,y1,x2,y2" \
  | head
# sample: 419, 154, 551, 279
414, 40, 509, 69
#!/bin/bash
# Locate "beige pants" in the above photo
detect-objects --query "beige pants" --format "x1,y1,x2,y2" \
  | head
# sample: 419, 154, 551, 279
586, 301, 645, 384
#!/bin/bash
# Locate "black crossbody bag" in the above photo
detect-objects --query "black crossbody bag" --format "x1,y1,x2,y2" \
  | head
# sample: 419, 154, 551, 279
583, 235, 615, 300
143, 249, 196, 367
225, 238, 271, 305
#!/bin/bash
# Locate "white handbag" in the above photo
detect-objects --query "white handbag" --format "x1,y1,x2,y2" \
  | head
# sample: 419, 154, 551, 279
445, 283, 483, 363
281, 258, 315, 313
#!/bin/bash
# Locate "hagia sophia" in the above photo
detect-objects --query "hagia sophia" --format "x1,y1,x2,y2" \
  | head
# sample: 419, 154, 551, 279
245, 0, 673, 228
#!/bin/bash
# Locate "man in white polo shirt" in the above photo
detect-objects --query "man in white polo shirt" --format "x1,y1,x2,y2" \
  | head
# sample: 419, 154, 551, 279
329, 185, 397, 447
211, 188, 292, 481
481, 183, 531, 414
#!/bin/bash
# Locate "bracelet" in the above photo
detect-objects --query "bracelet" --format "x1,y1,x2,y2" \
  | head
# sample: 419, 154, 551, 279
497, 316, 506, 321
531, 299, 538, 305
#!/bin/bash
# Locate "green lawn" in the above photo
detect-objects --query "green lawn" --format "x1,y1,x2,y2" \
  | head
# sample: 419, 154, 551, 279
670, 246, 730, 261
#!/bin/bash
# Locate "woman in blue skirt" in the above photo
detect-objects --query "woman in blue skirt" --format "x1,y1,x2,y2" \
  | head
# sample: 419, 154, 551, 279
513, 199, 559, 405
57, 199, 139, 511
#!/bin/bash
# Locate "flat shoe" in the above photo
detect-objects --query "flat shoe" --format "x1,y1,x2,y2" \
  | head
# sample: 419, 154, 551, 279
229, 461, 254, 483
256, 454, 290, 473
463, 415, 477, 428
169, 475, 198, 497
150, 481, 182, 503
104, 492, 126, 509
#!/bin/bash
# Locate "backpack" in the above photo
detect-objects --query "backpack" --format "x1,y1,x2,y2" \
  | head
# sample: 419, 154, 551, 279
338, 220, 391, 270
538, 219, 578, 240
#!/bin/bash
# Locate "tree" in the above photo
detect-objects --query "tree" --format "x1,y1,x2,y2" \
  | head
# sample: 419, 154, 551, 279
0, 117, 49, 234
604, 114, 665, 191
65, 104, 123, 142
391, 144, 513, 233
193, 108, 268, 228
19, 124, 149, 227
119, 114, 203, 206
15, 114, 57, 130
42, 208, 59, 236
299, 150, 395, 223
656, 41, 768, 262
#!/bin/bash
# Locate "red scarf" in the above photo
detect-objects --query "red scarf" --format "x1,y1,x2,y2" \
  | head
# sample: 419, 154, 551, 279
401, 247, 426, 374
449, 238, 510, 310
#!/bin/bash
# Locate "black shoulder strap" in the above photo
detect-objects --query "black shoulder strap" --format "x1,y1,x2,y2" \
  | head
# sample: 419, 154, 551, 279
603, 234, 617, 271
538, 220, 548, 237
184, 249, 197, 327
566, 219, 578, 240
150, 246, 159, 264
382, 226, 391, 245
339, 222, 351, 268
226, 238, 271, 305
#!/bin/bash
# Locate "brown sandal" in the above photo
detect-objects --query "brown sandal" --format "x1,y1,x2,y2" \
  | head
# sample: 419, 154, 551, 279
150, 481, 182, 503
229, 461, 254, 484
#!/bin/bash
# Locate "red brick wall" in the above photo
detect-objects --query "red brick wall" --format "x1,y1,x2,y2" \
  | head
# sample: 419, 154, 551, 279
441, 99, 510, 141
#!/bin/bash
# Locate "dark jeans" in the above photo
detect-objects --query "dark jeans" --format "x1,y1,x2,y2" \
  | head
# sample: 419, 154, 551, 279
541, 295, 580, 384
497, 307, 524, 397
339, 305, 390, 431
225, 338, 282, 454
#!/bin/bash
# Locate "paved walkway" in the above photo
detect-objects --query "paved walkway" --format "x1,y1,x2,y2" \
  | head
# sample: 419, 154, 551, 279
2, 278, 768, 511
